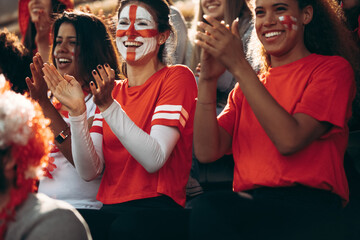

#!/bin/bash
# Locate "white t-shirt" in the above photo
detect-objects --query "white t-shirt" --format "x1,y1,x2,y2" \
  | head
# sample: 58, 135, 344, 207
39, 95, 102, 209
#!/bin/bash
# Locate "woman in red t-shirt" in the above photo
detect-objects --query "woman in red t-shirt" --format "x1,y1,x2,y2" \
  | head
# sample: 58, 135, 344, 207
42, 0, 197, 239
191, 0, 360, 239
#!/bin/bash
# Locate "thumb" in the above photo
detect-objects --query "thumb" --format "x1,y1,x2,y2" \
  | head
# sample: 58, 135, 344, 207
231, 18, 240, 38
64, 74, 76, 83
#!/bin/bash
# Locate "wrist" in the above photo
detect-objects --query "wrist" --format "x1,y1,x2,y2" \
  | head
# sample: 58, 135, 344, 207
98, 100, 114, 113
69, 101, 86, 117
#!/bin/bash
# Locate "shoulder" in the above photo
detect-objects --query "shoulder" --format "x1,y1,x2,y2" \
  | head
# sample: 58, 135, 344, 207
310, 55, 354, 81
166, 65, 195, 77
163, 65, 197, 87
8, 193, 90, 240
310, 54, 352, 71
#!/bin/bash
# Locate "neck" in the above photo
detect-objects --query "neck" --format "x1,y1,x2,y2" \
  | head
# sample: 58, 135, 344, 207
0, 191, 10, 212
127, 58, 165, 87
270, 45, 311, 68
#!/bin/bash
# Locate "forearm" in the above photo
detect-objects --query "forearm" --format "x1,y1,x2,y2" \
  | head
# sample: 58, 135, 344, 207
101, 100, 179, 173
69, 112, 104, 181
194, 79, 225, 163
36, 40, 51, 63
38, 98, 74, 165
232, 61, 324, 155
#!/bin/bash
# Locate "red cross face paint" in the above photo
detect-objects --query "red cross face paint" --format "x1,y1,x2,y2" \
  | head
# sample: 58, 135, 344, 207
116, 5, 159, 62
278, 15, 298, 31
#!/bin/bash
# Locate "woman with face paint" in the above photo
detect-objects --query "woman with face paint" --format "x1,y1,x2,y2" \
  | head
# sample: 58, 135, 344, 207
25, 11, 121, 234
18, 0, 74, 61
42, 0, 197, 239
190, 0, 360, 239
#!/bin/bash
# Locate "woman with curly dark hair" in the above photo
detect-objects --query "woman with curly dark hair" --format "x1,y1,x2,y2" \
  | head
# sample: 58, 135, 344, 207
190, 0, 359, 239
0, 29, 32, 94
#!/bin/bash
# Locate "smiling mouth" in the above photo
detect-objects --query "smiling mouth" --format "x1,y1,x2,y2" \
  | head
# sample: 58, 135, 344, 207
207, 4, 220, 10
124, 41, 143, 48
264, 31, 282, 38
57, 58, 72, 64
31, 7, 45, 14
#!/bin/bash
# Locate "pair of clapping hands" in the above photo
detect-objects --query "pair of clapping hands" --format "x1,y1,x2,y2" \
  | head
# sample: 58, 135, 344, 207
194, 15, 246, 81
26, 53, 115, 116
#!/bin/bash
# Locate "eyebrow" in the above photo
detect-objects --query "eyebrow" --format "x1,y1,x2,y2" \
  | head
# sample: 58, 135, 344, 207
255, 2, 288, 10
56, 36, 77, 39
119, 17, 151, 21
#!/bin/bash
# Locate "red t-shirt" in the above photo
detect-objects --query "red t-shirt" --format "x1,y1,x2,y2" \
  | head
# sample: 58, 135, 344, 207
218, 54, 355, 203
90, 65, 197, 207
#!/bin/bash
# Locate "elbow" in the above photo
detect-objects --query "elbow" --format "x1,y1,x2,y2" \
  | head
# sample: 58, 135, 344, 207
144, 165, 161, 174
81, 173, 98, 182
275, 140, 303, 156
194, 150, 218, 164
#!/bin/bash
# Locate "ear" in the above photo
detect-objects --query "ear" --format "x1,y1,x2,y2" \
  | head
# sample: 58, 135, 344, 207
158, 30, 170, 45
302, 5, 313, 25
4, 154, 16, 171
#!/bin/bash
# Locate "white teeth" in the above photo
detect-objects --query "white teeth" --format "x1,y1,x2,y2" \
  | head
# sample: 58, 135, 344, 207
207, 5, 219, 10
58, 58, 71, 63
124, 41, 143, 47
265, 32, 282, 38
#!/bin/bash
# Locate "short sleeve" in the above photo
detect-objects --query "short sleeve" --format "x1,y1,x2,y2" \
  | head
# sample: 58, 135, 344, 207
218, 83, 243, 136
294, 57, 355, 135
151, 65, 197, 132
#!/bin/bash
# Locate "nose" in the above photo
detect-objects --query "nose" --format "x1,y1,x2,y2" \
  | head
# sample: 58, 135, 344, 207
263, 12, 277, 27
125, 22, 137, 37
56, 41, 70, 53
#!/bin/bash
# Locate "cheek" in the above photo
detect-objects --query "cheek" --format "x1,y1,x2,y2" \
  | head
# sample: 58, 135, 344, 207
279, 15, 298, 31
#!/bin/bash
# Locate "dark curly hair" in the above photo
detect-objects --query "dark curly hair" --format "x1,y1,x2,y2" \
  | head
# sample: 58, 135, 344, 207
0, 29, 32, 94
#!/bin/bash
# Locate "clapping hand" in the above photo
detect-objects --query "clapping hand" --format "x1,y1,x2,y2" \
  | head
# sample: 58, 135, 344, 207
26, 53, 48, 102
195, 15, 244, 75
90, 64, 115, 112
42, 63, 86, 116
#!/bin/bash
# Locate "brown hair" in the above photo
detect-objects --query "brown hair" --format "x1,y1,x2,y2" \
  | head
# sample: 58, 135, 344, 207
0, 29, 32, 94
51, 11, 121, 92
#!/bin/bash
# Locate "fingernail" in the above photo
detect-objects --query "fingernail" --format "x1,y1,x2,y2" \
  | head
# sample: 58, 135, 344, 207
105, 63, 109, 67
92, 70, 97, 75
97, 65, 102, 69
90, 82, 94, 86
203, 15, 208, 19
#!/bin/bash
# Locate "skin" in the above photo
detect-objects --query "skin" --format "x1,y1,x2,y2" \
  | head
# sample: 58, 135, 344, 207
193, 0, 331, 162
0, 154, 16, 211
342, 0, 359, 9
201, 0, 226, 21
43, 2, 171, 117
28, 0, 53, 62
26, 22, 91, 166
53, 23, 78, 81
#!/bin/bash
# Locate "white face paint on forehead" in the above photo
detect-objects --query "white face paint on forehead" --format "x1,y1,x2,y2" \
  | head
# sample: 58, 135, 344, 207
116, 4, 159, 63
